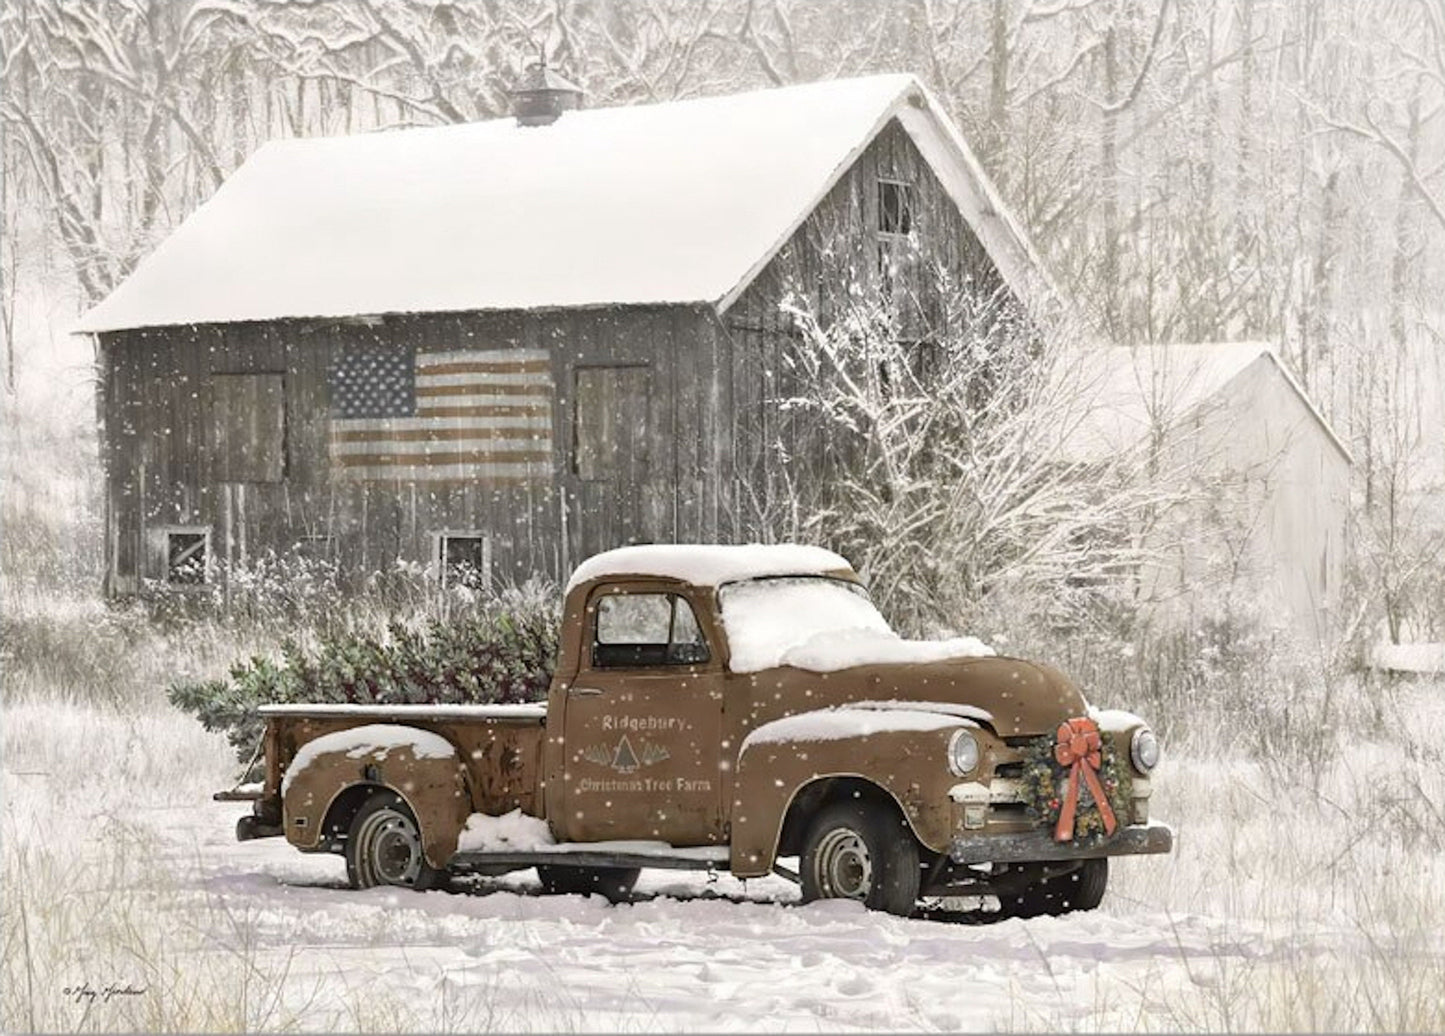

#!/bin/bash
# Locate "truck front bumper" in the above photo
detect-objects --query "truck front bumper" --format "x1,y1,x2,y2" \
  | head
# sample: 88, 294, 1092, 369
948, 821, 1173, 865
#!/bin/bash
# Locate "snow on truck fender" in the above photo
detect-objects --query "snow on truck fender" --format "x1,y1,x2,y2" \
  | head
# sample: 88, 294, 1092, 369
729, 706, 994, 877
280, 724, 472, 869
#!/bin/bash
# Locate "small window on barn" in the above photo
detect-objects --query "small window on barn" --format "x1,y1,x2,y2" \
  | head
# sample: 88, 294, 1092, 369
212, 374, 286, 483
438, 533, 491, 590
164, 528, 210, 585
878, 179, 915, 237
573, 365, 650, 481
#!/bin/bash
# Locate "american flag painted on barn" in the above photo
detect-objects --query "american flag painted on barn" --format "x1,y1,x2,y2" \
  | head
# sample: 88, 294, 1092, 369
328, 346, 553, 482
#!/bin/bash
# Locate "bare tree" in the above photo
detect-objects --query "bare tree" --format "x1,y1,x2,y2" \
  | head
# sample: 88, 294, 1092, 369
764, 274, 1192, 635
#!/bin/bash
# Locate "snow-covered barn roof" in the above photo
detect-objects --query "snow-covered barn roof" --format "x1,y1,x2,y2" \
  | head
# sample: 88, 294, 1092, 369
1057, 342, 1352, 464
76, 74, 1052, 334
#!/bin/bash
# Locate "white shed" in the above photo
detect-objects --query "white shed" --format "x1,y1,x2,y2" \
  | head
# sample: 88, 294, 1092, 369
1060, 343, 1352, 641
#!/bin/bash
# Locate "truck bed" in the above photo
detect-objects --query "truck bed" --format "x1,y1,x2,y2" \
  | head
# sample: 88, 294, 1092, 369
257, 702, 549, 819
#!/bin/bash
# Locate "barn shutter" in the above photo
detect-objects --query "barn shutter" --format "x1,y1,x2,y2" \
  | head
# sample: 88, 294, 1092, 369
573, 366, 650, 481
212, 374, 285, 482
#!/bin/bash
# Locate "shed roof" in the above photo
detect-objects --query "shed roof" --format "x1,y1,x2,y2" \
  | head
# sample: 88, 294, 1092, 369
76, 74, 1051, 334
1057, 342, 1352, 464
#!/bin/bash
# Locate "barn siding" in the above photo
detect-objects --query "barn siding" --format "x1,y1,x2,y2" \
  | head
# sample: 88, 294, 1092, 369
99, 304, 723, 592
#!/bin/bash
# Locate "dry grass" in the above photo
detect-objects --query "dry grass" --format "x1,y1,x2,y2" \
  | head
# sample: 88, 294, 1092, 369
1094, 695, 1445, 1033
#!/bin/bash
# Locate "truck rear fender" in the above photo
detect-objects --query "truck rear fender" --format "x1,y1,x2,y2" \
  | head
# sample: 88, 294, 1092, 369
729, 723, 966, 878
281, 728, 472, 869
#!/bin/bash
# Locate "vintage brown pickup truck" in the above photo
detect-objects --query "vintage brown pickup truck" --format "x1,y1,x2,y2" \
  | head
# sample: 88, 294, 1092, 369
221, 544, 1170, 917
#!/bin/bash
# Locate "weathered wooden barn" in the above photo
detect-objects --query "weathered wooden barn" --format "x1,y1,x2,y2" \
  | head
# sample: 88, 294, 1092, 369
1057, 343, 1352, 637
77, 73, 1052, 595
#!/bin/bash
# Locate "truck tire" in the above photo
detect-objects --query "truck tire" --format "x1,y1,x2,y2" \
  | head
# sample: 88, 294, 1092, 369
999, 858, 1108, 919
345, 791, 443, 891
800, 801, 920, 916
535, 864, 640, 904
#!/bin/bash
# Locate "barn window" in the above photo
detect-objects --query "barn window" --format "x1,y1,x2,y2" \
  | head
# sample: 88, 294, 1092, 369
573, 365, 650, 481
212, 374, 285, 482
878, 179, 914, 237
437, 533, 491, 590
164, 528, 210, 585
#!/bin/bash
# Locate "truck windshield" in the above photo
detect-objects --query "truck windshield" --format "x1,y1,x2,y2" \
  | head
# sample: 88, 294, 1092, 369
718, 577, 893, 673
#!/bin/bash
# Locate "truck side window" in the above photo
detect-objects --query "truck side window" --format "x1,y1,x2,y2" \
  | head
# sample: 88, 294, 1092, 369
593, 593, 710, 668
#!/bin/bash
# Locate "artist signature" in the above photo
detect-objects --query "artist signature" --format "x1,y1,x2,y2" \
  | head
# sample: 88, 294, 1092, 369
61, 982, 147, 1006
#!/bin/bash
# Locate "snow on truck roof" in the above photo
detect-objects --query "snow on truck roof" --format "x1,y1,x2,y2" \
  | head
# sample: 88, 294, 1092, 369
565, 544, 855, 591
76, 74, 1050, 333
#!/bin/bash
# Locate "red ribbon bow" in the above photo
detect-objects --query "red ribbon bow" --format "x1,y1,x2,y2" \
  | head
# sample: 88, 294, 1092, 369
1052, 716, 1117, 842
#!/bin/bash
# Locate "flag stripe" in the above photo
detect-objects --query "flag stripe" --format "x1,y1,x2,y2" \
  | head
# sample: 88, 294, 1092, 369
419, 361, 551, 378
332, 438, 546, 457
416, 381, 549, 399
419, 348, 549, 367
331, 423, 547, 443
412, 404, 553, 420
335, 465, 546, 483
337, 450, 552, 468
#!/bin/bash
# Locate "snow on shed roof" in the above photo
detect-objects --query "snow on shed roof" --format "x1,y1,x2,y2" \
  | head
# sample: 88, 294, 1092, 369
1056, 342, 1352, 464
565, 544, 855, 592
76, 74, 1051, 334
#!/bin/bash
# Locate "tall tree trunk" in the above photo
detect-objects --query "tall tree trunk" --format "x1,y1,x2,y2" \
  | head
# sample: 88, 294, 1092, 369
1100, 24, 1121, 339
1235, 0, 1254, 213
1389, 92, 1421, 346
1199, 6, 1221, 341
986, 0, 1009, 166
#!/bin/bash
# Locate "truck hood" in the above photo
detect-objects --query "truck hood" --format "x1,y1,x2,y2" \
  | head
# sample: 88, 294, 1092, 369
745, 655, 1088, 739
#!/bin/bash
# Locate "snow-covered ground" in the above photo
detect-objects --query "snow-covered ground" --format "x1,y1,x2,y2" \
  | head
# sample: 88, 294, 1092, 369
6, 780, 1322, 1032
7, 685, 1444, 1032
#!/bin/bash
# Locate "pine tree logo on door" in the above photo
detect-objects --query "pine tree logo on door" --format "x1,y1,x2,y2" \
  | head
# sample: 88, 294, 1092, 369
582, 735, 670, 773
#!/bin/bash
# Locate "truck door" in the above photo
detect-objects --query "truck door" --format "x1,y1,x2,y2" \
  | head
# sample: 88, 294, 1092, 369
560, 583, 725, 846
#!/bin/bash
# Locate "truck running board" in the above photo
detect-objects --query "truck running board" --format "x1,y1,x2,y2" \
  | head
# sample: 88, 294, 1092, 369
450, 845, 730, 874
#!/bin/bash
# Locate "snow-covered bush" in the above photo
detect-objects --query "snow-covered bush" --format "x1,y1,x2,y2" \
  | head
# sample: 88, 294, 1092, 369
767, 276, 1189, 638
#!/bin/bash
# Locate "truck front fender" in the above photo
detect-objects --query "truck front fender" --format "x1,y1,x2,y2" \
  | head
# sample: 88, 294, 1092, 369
729, 711, 970, 878
280, 724, 471, 869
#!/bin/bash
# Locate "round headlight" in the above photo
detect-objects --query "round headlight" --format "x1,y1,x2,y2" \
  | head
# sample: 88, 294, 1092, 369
948, 730, 980, 776
1131, 727, 1160, 773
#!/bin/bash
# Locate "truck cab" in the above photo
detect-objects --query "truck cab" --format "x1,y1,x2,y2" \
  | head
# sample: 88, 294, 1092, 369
227, 544, 1171, 917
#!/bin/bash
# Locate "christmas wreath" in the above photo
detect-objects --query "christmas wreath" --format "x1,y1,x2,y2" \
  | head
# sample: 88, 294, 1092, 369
1017, 717, 1133, 846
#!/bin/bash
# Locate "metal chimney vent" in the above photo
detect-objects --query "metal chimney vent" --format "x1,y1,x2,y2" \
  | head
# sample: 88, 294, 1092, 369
509, 60, 584, 127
